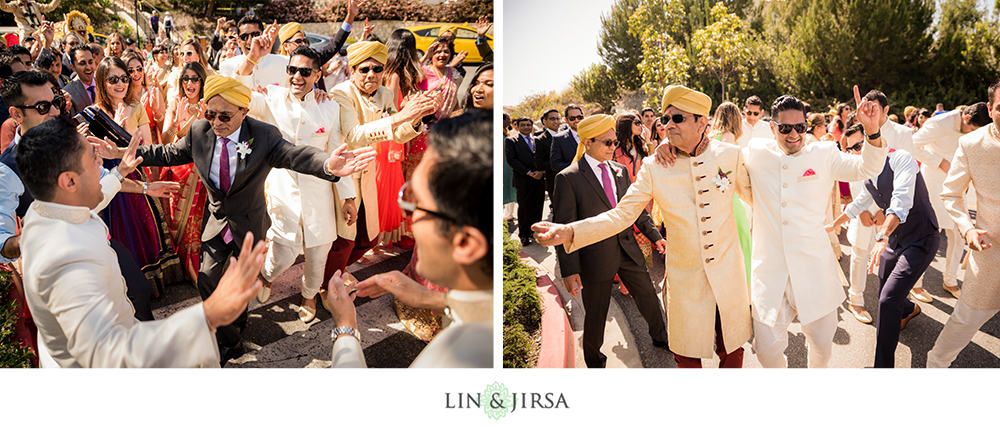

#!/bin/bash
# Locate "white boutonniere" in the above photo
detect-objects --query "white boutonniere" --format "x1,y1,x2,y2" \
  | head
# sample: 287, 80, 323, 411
712, 167, 732, 193
381, 105, 397, 119
235, 138, 254, 160
612, 165, 623, 178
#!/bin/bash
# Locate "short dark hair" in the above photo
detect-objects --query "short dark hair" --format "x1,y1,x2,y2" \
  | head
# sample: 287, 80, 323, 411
0, 53, 24, 79
864, 89, 889, 108
68, 43, 92, 64
989, 78, 1000, 106
6, 45, 29, 58
640, 107, 655, 117
33, 52, 57, 70
771, 95, 807, 120
1, 70, 54, 107
964, 102, 992, 127
540, 108, 558, 122
151, 44, 168, 56
237, 15, 264, 33
515, 117, 532, 127
289, 45, 321, 70
745, 95, 763, 108
427, 109, 492, 271
843, 122, 865, 139
564, 104, 583, 118
15, 115, 87, 202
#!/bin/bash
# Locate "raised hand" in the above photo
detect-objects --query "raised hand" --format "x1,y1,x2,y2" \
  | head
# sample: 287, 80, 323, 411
248, 32, 272, 62
216, 17, 227, 35
447, 50, 468, 68
325, 143, 377, 177
113, 102, 129, 126
360, 18, 374, 41
87, 135, 117, 160
203, 231, 268, 330
476, 15, 492, 38
531, 221, 573, 247
852, 85, 883, 144
116, 129, 144, 178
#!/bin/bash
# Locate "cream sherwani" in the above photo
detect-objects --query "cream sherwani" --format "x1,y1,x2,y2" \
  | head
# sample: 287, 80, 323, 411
219, 54, 289, 88
737, 119, 773, 148
746, 139, 887, 327
927, 124, 1000, 367
911, 110, 967, 230
332, 81, 420, 241
22, 176, 219, 368
565, 141, 753, 359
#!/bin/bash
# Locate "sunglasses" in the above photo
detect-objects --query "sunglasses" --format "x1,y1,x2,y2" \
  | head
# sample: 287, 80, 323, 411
182, 51, 197, 57
662, 113, 695, 124
285, 38, 309, 45
745, 110, 761, 116
357, 65, 384, 74
772, 121, 808, 134
397, 181, 457, 223
844, 141, 864, 152
545, 116, 560, 121
181, 76, 202, 83
127, 66, 143, 75
286, 65, 317, 77
106, 75, 129, 84
238, 31, 262, 41
567, 115, 585, 121
14, 95, 64, 115
594, 138, 619, 148
204, 109, 241, 123
632, 119, 643, 125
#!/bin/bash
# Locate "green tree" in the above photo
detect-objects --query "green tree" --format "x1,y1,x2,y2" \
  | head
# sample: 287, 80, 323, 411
570, 63, 619, 113
598, 0, 643, 92
690, 3, 754, 102
628, 0, 690, 108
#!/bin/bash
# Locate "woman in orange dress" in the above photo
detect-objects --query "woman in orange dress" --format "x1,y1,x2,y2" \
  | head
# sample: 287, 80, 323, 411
612, 112, 655, 295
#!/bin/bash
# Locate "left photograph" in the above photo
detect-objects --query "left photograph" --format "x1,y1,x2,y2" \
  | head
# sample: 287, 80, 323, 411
0, 0, 493, 368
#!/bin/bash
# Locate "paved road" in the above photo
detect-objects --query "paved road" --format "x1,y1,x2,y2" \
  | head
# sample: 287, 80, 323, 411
512, 196, 1000, 368
150, 246, 425, 368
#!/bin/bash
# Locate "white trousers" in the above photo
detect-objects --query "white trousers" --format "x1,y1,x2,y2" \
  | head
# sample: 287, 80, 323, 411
926, 298, 998, 368
753, 280, 839, 368
261, 239, 333, 300
848, 217, 876, 306
503, 202, 517, 220
915, 228, 963, 287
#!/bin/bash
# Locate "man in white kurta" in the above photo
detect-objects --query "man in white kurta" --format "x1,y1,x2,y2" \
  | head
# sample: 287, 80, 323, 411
910, 104, 991, 297
737, 95, 773, 148
742, 93, 888, 368
236, 45, 357, 320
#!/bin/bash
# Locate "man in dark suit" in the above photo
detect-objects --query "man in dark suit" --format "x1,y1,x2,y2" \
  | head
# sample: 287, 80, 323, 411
551, 114, 668, 368
534, 109, 560, 208
550, 104, 584, 173
61, 44, 96, 116
504, 117, 544, 245
129, 76, 375, 363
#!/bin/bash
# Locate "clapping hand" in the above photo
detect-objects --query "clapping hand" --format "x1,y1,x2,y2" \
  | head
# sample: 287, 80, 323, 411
115, 129, 144, 178
113, 102, 129, 126
325, 143, 376, 177
327, 269, 359, 329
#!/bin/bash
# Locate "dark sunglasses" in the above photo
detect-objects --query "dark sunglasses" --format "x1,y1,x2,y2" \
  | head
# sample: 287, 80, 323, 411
106, 75, 129, 84
182, 51, 197, 57
238, 31, 262, 41
286, 65, 316, 77
844, 141, 864, 152
14, 95, 64, 115
357, 65, 384, 74
772, 121, 808, 134
567, 115, 585, 121
632, 119, 643, 125
397, 181, 458, 223
204, 109, 241, 123
228, 35, 237, 41
285, 38, 309, 45
127, 66, 143, 75
594, 138, 619, 148
662, 113, 695, 124
745, 110, 760, 116
180, 76, 202, 83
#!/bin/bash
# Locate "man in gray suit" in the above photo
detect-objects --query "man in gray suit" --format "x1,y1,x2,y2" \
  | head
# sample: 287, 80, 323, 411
61, 44, 96, 116
123, 76, 376, 363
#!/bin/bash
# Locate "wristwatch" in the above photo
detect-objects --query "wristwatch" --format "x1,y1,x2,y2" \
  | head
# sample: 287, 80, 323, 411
142, 181, 148, 195
112, 167, 125, 183
874, 233, 888, 242
331, 326, 360, 342
865, 129, 881, 141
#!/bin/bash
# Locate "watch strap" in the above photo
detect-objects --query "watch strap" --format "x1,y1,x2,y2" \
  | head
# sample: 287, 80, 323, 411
331, 326, 360, 342
866, 129, 881, 141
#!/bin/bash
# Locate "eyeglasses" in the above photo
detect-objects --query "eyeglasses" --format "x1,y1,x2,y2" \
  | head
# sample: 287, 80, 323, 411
106, 75, 129, 84
745, 110, 761, 116
286, 65, 317, 77
228, 35, 237, 41
632, 119, 643, 125
594, 138, 619, 148
844, 141, 864, 152
397, 181, 457, 224
14, 95, 64, 115
545, 116, 560, 122
204, 109, 241, 123
772, 121, 808, 134
238, 31, 262, 41
127, 66, 143, 75
567, 115, 585, 121
182, 51, 197, 58
181, 76, 202, 83
285, 38, 308, 45
663, 113, 695, 124
357, 65, 384, 75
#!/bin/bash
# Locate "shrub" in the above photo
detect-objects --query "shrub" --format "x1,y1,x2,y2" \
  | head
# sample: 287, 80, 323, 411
257, 0, 323, 24
321, 0, 491, 23
503, 322, 534, 369
501, 222, 542, 368
0, 268, 33, 368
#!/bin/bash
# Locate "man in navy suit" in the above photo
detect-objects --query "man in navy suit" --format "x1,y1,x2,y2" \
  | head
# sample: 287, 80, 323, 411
551, 104, 584, 173
504, 117, 544, 245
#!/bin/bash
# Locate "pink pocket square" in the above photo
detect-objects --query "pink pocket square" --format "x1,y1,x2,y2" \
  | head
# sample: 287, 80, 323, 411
315, 127, 326, 133
802, 168, 816, 176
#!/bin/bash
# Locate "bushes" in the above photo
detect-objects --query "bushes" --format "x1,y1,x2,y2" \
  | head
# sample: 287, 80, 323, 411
502, 222, 542, 368
256, 0, 323, 24
0, 268, 33, 368
321, 0, 491, 23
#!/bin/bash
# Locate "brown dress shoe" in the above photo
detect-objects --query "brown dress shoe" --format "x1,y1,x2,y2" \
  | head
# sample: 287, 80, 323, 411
901, 303, 921, 330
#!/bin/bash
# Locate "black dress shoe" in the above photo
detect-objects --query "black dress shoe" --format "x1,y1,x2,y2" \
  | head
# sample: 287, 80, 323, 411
520, 237, 533, 246
652, 339, 670, 351
219, 340, 246, 366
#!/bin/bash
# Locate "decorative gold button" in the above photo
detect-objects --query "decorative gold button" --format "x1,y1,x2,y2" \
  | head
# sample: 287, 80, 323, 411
701, 216, 711, 222
782, 164, 788, 169
781, 202, 787, 207
697, 175, 706, 181
702, 230, 712, 235
699, 203, 710, 208
782, 183, 788, 188
698, 189, 709, 195
783, 221, 788, 226
705, 258, 714, 263
704, 244, 714, 250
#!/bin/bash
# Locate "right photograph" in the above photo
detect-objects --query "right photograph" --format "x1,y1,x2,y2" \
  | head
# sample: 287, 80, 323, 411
502, 0, 1000, 368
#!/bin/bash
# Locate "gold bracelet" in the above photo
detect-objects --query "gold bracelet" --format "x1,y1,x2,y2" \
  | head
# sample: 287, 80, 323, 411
246, 57, 258, 66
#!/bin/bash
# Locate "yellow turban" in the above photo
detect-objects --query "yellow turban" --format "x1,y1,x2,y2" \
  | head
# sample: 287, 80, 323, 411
571, 114, 615, 164
903, 106, 916, 118
439, 25, 458, 36
660, 85, 712, 117
279, 22, 302, 44
347, 41, 388, 67
203, 75, 251, 108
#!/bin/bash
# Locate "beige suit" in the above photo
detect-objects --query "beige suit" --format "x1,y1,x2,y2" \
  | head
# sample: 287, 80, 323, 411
565, 141, 753, 359
912, 109, 966, 230
332, 81, 419, 241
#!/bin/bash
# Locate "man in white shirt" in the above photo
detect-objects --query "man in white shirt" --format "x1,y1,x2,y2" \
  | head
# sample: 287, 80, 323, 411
551, 104, 584, 173
737, 95, 772, 148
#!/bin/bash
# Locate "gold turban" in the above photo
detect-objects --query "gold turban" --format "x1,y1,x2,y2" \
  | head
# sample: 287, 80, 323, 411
347, 41, 388, 67
571, 114, 615, 164
903, 106, 916, 118
203, 75, 251, 108
278, 22, 303, 55
660, 85, 712, 117
439, 24, 458, 36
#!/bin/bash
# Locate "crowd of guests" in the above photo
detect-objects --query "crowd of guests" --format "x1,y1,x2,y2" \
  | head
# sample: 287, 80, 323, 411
1, 1, 494, 368
513, 80, 1000, 368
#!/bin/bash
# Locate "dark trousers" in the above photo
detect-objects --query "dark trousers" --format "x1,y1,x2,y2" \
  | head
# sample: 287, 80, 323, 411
515, 179, 544, 240
544, 172, 555, 202
673, 308, 744, 368
199, 232, 246, 350
111, 239, 154, 321
580, 246, 667, 368
874, 232, 940, 368
322, 204, 376, 290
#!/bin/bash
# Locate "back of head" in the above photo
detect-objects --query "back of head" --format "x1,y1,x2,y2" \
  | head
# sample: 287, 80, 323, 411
16, 115, 85, 202
712, 101, 743, 140
427, 109, 493, 274
384, 29, 422, 95
0, 52, 23, 79
0, 70, 53, 107
964, 102, 992, 127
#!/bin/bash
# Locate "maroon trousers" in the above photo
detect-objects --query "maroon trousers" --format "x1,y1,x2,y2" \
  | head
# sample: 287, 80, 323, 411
321, 204, 377, 290
672, 308, 744, 368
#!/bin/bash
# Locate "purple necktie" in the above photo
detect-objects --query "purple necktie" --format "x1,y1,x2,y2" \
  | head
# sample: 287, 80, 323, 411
219, 137, 233, 244
600, 163, 616, 207
86, 84, 95, 103
525, 135, 534, 152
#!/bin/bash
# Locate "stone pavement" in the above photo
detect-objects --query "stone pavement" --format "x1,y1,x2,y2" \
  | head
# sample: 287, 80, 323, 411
150, 246, 426, 368
511, 195, 1000, 368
